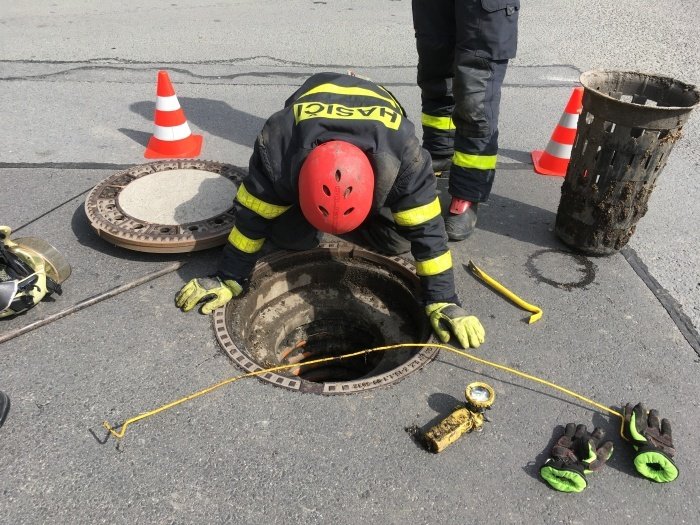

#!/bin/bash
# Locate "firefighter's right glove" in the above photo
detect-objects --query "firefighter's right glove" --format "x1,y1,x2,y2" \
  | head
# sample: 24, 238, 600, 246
425, 303, 485, 349
622, 402, 678, 483
539, 423, 614, 493
175, 276, 243, 314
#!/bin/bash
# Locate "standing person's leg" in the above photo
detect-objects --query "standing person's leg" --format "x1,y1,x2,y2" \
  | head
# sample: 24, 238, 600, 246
446, 56, 507, 239
412, 0, 456, 173
446, 0, 519, 241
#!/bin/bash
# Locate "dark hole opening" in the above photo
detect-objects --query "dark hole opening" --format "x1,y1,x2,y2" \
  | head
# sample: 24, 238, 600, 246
223, 248, 434, 394
279, 318, 384, 382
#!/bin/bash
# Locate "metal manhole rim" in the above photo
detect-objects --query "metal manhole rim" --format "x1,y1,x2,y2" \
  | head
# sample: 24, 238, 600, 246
212, 242, 440, 395
84, 159, 245, 253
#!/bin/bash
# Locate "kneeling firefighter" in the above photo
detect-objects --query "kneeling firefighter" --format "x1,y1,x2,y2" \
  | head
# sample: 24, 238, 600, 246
176, 72, 485, 349
0, 226, 71, 319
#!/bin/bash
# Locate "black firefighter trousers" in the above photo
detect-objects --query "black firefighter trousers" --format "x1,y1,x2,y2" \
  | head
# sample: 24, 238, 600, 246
413, 0, 519, 203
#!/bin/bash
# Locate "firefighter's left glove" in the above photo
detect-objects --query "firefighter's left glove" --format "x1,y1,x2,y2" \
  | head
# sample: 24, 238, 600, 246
425, 303, 485, 349
539, 423, 614, 493
623, 402, 678, 483
175, 276, 243, 314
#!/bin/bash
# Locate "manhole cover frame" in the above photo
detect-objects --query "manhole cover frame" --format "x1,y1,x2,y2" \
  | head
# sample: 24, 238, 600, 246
85, 160, 245, 253
213, 242, 439, 395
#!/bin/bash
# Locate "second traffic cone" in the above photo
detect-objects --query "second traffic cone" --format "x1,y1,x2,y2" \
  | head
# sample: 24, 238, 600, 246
145, 70, 203, 159
531, 87, 584, 177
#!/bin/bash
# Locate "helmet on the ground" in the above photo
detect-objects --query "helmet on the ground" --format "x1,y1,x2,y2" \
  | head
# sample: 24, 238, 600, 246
298, 141, 374, 235
0, 226, 71, 319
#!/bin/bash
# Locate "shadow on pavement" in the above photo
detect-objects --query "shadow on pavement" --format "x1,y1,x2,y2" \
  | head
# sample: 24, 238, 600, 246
127, 98, 265, 149
524, 424, 564, 484
118, 128, 152, 147
496, 148, 532, 170
591, 408, 640, 478
436, 176, 564, 249
69, 203, 218, 284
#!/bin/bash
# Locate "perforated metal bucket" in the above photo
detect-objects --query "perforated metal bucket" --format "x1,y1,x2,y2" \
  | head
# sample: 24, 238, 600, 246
555, 70, 700, 255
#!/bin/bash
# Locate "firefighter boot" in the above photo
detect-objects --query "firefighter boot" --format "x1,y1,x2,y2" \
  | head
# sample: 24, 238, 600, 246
445, 198, 478, 241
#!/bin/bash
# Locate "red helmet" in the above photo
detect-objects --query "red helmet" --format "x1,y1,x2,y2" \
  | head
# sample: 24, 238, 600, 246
298, 141, 374, 234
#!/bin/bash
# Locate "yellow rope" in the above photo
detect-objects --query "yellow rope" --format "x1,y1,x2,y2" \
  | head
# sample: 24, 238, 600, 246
468, 260, 543, 324
103, 342, 624, 440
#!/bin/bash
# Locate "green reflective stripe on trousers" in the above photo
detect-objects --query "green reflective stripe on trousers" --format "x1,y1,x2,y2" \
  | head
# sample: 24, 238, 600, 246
421, 113, 455, 131
453, 152, 497, 170
415, 251, 453, 277
236, 184, 291, 219
393, 197, 441, 227
296, 83, 399, 109
228, 226, 265, 254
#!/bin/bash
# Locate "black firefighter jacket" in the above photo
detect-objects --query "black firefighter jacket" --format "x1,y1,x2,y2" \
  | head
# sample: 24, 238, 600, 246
218, 72, 457, 305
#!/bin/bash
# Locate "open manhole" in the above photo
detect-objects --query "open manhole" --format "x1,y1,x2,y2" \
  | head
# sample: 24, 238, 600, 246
213, 243, 438, 394
85, 160, 245, 253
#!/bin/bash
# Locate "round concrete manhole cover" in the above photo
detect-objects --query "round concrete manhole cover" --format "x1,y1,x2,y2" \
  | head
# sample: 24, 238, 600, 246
213, 243, 438, 394
85, 160, 245, 253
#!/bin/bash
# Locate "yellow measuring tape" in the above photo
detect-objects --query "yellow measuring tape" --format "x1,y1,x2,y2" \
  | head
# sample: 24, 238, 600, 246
103, 342, 625, 440
468, 260, 543, 324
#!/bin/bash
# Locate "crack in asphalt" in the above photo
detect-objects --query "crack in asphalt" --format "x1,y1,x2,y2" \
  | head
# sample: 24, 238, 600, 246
0, 58, 582, 89
0, 57, 583, 69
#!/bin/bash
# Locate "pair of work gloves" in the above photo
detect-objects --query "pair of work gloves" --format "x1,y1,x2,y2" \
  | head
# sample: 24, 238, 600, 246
539, 403, 678, 493
175, 279, 485, 349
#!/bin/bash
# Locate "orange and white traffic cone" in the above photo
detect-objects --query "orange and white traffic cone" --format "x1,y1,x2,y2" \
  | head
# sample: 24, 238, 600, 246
144, 70, 203, 159
531, 87, 584, 177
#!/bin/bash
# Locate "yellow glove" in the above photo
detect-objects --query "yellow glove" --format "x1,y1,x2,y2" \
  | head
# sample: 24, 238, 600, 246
175, 277, 243, 314
425, 302, 485, 349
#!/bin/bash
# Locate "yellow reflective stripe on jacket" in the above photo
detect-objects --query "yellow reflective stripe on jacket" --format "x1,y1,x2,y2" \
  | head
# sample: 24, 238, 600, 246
294, 102, 402, 131
415, 251, 453, 277
297, 83, 400, 109
236, 184, 291, 219
421, 113, 455, 131
392, 197, 441, 227
377, 85, 404, 113
453, 152, 497, 170
228, 226, 265, 254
